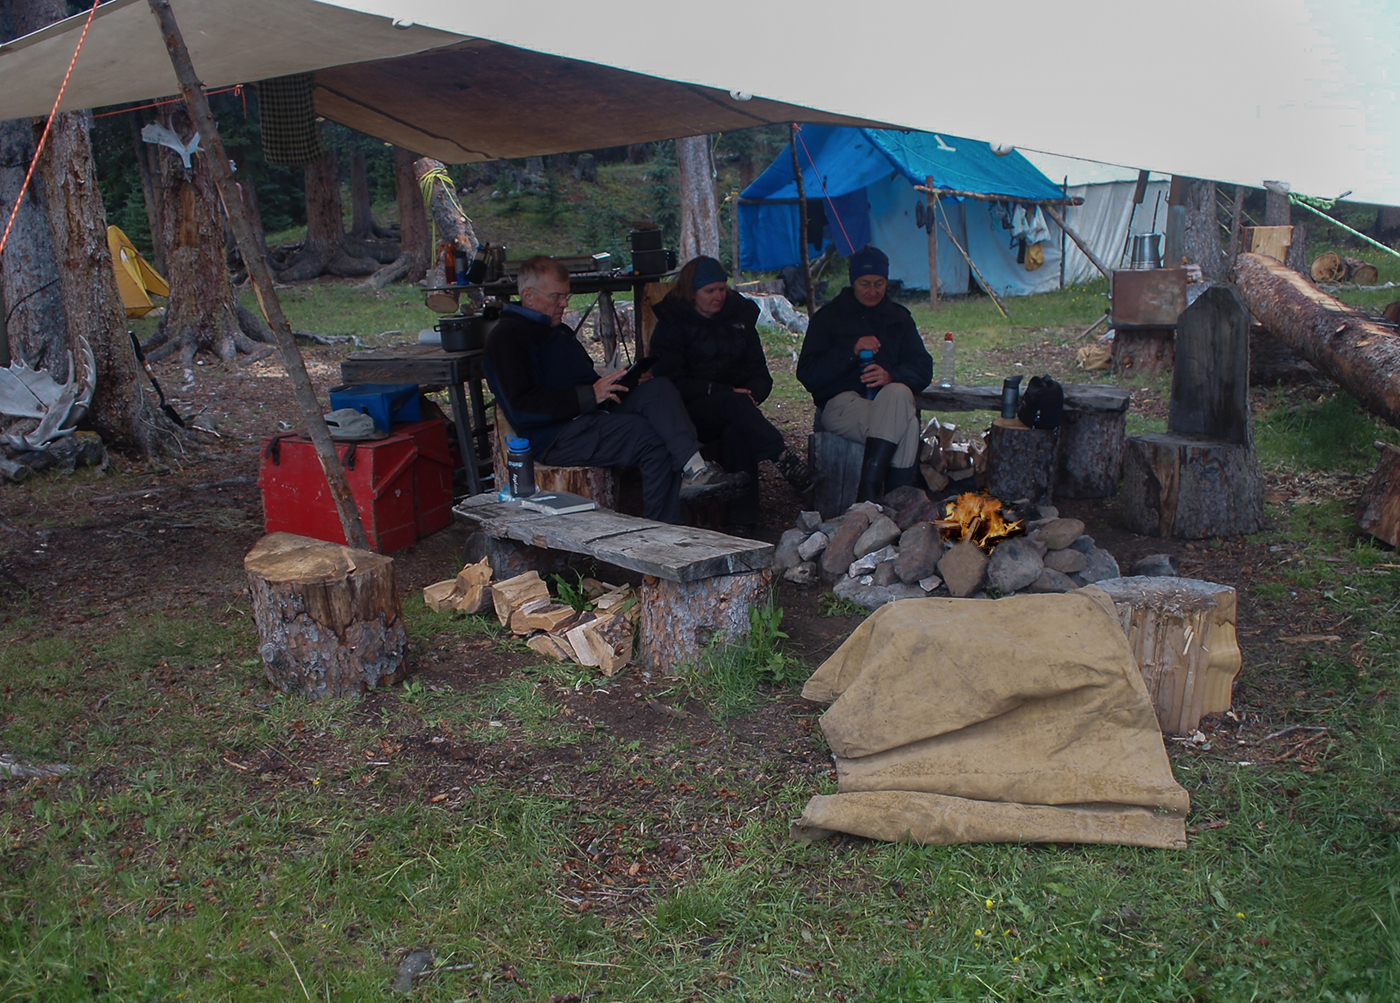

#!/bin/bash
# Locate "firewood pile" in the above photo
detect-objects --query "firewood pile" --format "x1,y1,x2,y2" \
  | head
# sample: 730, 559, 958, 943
1309, 250, 1379, 286
423, 560, 639, 675
773, 486, 1177, 612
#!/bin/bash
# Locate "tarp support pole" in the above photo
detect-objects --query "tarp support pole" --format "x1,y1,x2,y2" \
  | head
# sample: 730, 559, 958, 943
789, 123, 813, 319
934, 198, 1009, 320
924, 176, 939, 310
1043, 205, 1113, 281
146, 0, 370, 550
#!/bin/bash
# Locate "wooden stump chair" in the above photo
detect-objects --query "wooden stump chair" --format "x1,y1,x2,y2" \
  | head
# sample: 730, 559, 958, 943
492, 405, 620, 510
1122, 285, 1264, 537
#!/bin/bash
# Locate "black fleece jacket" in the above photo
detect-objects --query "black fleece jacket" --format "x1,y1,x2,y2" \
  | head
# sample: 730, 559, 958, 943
650, 291, 773, 404
795, 287, 933, 409
482, 305, 599, 454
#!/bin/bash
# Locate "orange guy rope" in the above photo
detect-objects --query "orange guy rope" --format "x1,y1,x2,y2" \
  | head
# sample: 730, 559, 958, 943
0, 0, 103, 259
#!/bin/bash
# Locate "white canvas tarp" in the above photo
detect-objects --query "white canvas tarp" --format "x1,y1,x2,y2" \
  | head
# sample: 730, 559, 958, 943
793, 589, 1190, 849
0, 0, 1395, 206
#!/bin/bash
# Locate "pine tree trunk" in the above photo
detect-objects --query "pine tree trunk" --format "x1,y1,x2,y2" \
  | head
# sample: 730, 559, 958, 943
127, 111, 166, 276
676, 135, 719, 262
360, 146, 430, 291
349, 148, 374, 239
1182, 179, 1227, 283
277, 143, 379, 281
0, 116, 69, 377
143, 107, 262, 366
1370, 205, 1400, 245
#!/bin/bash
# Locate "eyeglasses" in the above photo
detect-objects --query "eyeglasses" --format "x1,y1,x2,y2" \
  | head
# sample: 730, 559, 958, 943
541, 292, 571, 303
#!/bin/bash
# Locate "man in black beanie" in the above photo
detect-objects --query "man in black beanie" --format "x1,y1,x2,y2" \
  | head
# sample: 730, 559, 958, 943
796, 245, 932, 501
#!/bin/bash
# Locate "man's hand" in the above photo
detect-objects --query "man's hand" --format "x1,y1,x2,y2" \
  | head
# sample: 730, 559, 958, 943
733, 386, 753, 399
861, 363, 892, 390
853, 335, 882, 354
594, 367, 628, 404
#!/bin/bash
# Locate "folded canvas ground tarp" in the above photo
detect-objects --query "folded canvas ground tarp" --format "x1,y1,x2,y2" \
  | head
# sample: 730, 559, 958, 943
792, 588, 1189, 849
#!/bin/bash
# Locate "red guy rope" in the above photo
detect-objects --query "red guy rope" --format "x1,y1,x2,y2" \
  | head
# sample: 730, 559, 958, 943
0, 0, 103, 259
791, 124, 857, 255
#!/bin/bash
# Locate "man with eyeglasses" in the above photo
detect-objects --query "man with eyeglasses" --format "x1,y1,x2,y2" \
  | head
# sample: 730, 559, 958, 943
484, 256, 746, 524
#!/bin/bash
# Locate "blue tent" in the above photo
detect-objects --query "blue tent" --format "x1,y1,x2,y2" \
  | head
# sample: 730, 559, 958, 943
739, 126, 1066, 297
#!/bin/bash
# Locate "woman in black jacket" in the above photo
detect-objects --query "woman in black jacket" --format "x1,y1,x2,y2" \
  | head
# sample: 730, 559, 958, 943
650, 256, 815, 533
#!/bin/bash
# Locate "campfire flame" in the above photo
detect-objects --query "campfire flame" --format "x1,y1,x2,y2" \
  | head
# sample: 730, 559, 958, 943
934, 492, 1024, 550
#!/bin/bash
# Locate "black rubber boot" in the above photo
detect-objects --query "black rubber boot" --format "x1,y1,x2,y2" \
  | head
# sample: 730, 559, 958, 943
885, 464, 917, 491
856, 437, 898, 503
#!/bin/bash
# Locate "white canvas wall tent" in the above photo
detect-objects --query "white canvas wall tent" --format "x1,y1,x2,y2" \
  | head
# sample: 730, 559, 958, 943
0, 1, 1395, 207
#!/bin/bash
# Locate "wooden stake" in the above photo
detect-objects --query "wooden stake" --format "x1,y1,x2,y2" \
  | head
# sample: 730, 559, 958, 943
925, 176, 939, 311
146, 0, 368, 549
789, 123, 813, 319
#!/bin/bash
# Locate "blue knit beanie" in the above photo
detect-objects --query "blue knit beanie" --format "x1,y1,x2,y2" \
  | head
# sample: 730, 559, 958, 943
848, 245, 890, 283
690, 256, 728, 291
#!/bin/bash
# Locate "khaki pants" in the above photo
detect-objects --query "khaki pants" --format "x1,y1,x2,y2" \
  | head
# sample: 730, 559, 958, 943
820, 384, 920, 467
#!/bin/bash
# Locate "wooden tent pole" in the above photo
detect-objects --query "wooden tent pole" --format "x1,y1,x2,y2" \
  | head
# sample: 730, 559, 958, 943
913, 186, 1083, 207
1043, 205, 1112, 280
789, 123, 813, 319
925, 175, 938, 311
933, 198, 1009, 319
146, 0, 369, 549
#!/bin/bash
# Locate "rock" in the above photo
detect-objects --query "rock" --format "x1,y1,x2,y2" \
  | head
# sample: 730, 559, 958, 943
796, 510, 823, 532
832, 576, 928, 611
1132, 553, 1180, 577
918, 574, 943, 592
872, 560, 899, 587
894, 493, 938, 531
797, 531, 829, 562
848, 500, 885, 521
773, 528, 806, 574
1043, 548, 1088, 574
880, 485, 927, 511
1036, 517, 1086, 550
783, 561, 818, 585
1068, 534, 1096, 555
1026, 568, 1078, 593
988, 537, 1045, 594
1023, 534, 1048, 557
849, 544, 900, 577
821, 511, 871, 580
937, 540, 989, 598
1036, 505, 1060, 520
1071, 547, 1121, 586
816, 519, 843, 537
854, 515, 901, 558
894, 523, 942, 583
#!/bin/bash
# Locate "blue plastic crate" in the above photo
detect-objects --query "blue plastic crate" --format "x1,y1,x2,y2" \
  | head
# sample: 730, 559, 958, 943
328, 383, 420, 432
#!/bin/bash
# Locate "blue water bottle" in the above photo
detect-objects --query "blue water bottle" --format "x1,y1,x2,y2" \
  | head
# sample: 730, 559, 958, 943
858, 349, 877, 399
501, 436, 536, 500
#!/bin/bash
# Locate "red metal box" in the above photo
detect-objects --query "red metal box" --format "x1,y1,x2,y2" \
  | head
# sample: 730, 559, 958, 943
394, 419, 454, 537
260, 431, 420, 553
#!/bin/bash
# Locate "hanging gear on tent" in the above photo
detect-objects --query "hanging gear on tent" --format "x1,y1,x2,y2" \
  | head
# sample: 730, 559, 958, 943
128, 331, 185, 428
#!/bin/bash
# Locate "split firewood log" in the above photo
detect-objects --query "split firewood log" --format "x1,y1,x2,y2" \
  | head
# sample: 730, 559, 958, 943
526, 632, 577, 663
1344, 257, 1379, 285
565, 613, 634, 676
422, 557, 493, 614
491, 571, 550, 629
511, 598, 580, 635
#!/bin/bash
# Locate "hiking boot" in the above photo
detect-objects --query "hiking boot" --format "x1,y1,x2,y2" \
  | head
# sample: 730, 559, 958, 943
679, 462, 750, 503
774, 448, 820, 495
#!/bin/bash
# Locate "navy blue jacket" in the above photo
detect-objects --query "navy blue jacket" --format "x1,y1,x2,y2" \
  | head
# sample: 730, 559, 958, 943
483, 305, 599, 454
796, 288, 933, 409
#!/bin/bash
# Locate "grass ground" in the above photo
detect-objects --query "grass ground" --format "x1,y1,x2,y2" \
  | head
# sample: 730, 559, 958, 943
6, 184, 1400, 1000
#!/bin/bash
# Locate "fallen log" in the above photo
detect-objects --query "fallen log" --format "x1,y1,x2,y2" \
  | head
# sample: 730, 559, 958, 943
1358, 441, 1400, 547
1231, 253, 1400, 429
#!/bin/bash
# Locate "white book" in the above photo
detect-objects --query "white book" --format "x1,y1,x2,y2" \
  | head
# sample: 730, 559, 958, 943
518, 491, 597, 515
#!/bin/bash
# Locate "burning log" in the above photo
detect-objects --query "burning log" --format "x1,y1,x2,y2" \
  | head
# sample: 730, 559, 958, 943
1232, 252, 1400, 429
934, 492, 1023, 549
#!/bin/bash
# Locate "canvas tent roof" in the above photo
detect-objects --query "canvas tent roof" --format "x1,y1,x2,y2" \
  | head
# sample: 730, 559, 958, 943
0, 0, 1395, 204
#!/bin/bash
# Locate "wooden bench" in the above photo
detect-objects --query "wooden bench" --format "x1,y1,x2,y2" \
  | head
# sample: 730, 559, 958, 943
452, 494, 772, 672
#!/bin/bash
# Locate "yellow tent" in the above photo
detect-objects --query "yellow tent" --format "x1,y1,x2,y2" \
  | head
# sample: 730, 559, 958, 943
107, 226, 169, 318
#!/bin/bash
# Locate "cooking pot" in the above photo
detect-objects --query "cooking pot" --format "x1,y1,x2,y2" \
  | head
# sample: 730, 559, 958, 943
1130, 233, 1163, 270
436, 314, 485, 352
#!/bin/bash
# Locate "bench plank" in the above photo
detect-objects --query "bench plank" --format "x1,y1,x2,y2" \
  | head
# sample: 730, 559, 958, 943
915, 383, 1131, 414
453, 494, 772, 583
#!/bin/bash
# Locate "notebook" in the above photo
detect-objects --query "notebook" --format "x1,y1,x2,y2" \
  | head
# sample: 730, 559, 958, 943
518, 491, 598, 515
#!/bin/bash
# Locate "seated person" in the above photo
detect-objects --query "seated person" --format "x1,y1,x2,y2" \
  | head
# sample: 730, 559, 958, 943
483, 255, 744, 524
796, 245, 933, 501
650, 255, 817, 534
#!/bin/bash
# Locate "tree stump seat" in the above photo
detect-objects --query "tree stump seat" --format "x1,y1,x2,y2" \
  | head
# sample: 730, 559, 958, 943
452, 494, 773, 673
492, 405, 619, 510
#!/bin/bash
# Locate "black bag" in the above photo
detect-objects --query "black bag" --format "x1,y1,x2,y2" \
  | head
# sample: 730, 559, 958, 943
1017, 375, 1064, 430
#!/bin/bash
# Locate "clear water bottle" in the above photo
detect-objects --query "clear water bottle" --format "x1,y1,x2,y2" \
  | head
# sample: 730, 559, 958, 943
938, 332, 956, 388
858, 349, 877, 399
501, 435, 536, 500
